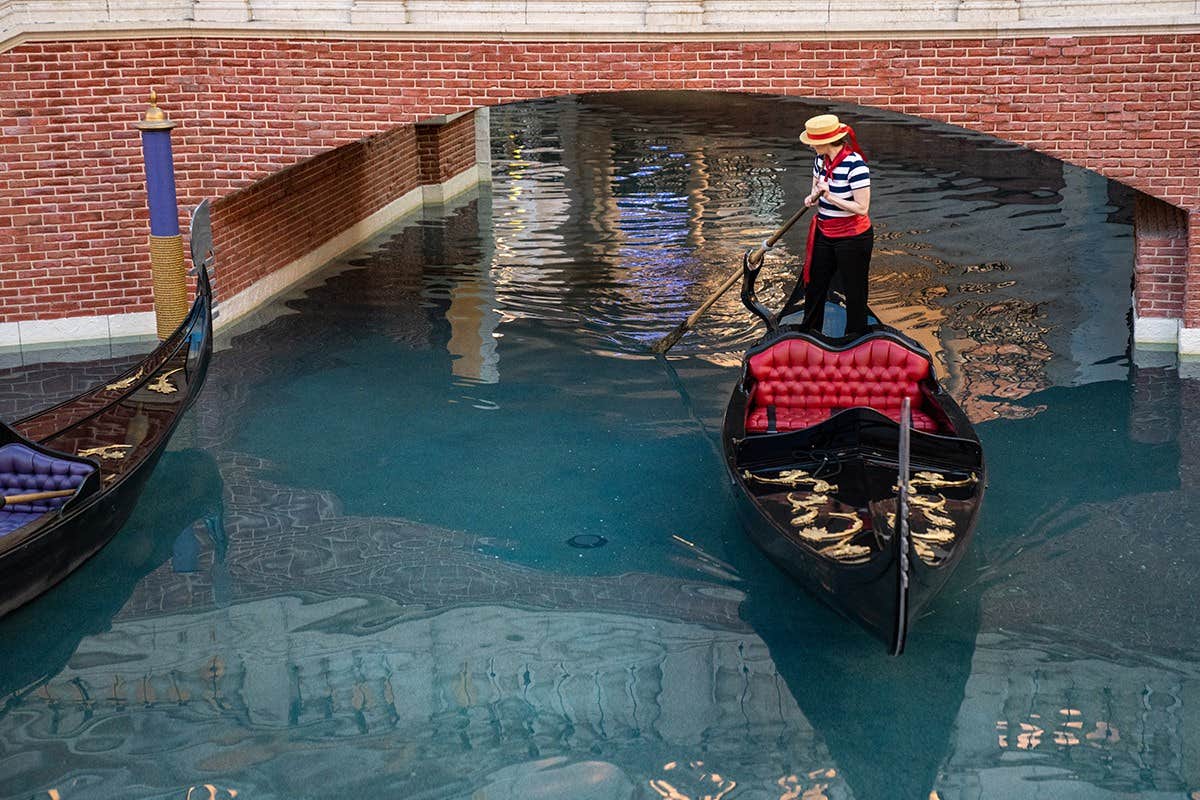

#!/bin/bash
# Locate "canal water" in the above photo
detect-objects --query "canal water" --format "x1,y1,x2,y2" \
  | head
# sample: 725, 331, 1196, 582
2, 92, 1198, 800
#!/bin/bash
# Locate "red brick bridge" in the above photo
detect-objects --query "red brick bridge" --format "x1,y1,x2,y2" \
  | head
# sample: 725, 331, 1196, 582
1, 7, 1198, 351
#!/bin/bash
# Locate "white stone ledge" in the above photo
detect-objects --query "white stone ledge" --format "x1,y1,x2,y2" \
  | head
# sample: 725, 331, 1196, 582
1131, 315, 1200, 358
0, 312, 158, 351
1179, 326, 1200, 357
3, 3, 1200, 52
1133, 314, 1181, 347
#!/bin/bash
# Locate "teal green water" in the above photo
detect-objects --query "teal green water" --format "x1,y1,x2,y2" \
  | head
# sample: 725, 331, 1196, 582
1, 93, 1197, 800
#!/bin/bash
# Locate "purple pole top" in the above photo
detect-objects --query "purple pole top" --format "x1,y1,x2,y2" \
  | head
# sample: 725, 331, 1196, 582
135, 91, 180, 238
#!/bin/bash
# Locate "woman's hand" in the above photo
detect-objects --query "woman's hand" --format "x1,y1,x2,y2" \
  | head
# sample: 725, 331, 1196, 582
815, 179, 830, 196
804, 192, 820, 207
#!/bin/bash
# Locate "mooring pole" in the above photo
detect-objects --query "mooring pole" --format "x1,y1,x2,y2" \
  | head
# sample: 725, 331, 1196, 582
135, 90, 186, 340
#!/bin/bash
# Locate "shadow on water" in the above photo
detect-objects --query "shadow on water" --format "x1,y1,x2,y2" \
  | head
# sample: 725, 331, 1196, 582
742, 575, 982, 800
0, 448, 224, 704
660, 348, 983, 800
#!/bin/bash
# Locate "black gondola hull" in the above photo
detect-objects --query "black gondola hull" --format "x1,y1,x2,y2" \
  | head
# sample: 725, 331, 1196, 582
0, 265, 213, 619
0, 454, 162, 615
722, 327, 985, 651
729, 477, 905, 644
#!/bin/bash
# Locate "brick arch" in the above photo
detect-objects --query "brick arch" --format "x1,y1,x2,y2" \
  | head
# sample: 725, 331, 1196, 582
1, 35, 1197, 343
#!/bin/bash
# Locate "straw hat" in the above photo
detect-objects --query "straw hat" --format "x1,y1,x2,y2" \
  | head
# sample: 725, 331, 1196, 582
799, 114, 849, 145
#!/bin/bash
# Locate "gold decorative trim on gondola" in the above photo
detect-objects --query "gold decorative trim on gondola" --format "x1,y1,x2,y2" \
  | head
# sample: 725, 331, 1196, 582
827, 511, 863, 535
919, 527, 955, 545
908, 493, 946, 511
911, 471, 977, 490
787, 492, 829, 526
913, 539, 937, 562
796, 508, 869, 562
820, 541, 872, 562
797, 525, 853, 544
790, 506, 818, 526
923, 509, 955, 528
147, 367, 184, 395
746, 469, 873, 563
743, 469, 837, 494
889, 499, 960, 565
77, 444, 133, 460
105, 368, 144, 392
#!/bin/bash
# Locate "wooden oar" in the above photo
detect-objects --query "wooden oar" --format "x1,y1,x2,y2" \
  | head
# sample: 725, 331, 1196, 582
1, 489, 76, 509
650, 204, 812, 354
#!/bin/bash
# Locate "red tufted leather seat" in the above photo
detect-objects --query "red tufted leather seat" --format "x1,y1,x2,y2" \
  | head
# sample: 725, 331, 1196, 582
745, 337, 942, 433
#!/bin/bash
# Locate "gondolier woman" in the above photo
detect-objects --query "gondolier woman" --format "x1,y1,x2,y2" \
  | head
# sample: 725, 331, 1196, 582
780, 114, 873, 336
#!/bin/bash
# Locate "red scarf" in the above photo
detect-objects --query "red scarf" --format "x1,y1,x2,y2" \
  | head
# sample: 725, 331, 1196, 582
801, 138, 871, 283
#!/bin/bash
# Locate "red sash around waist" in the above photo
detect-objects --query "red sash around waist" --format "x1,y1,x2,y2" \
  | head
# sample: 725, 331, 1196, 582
802, 213, 872, 282
817, 214, 872, 238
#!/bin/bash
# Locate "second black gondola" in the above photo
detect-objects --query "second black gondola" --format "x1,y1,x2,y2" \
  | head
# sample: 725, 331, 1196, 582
0, 202, 216, 619
722, 252, 985, 654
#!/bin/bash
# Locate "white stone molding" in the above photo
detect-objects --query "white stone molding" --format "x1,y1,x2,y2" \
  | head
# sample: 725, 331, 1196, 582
0, 311, 158, 351
349, 0, 410, 25
0, 322, 20, 350
191, 0, 253, 23
1018, 0, 1196, 20
474, 106, 492, 179
1133, 314, 1182, 348
956, 0, 1019, 23
2, 0, 1198, 50
644, 0, 704, 28
1178, 325, 1200, 357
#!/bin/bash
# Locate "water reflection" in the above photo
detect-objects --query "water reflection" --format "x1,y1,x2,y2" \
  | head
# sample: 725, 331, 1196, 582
0, 92, 1197, 800
0, 449, 222, 704
3, 598, 846, 798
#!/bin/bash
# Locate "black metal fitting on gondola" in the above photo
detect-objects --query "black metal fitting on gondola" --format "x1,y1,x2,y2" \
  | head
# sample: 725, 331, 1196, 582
740, 249, 777, 333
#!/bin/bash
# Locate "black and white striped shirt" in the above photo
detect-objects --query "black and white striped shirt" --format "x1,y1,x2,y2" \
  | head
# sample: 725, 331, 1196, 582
813, 152, 870, 220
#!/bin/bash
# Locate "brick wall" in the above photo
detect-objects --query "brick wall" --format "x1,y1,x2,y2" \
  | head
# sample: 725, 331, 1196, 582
1133, 193, 1189, 321
415, 113, 477, 186
1189, 211, 1200, 329
2, 36, 1198, 324
211, 123, 425, 301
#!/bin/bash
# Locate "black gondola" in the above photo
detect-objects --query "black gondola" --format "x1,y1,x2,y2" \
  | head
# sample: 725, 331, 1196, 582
722, 252, 985, 654
0, 202, 216, 619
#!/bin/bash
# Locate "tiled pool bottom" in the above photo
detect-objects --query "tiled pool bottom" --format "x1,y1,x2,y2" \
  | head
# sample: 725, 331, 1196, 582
2, 481, 1196, 800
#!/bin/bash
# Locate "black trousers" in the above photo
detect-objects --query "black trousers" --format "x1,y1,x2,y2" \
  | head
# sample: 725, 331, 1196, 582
782, 226, 874, 335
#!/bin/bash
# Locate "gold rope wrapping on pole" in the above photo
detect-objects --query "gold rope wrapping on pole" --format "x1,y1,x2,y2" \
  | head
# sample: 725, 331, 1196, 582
149, 234, 187, 339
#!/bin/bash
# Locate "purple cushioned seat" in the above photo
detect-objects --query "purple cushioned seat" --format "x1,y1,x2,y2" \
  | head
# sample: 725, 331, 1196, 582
0, 511, 46, 537
0, 443, 94, 539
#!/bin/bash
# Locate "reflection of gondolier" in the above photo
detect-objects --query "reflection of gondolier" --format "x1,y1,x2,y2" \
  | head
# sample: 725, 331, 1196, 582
780, 114, 874, 336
